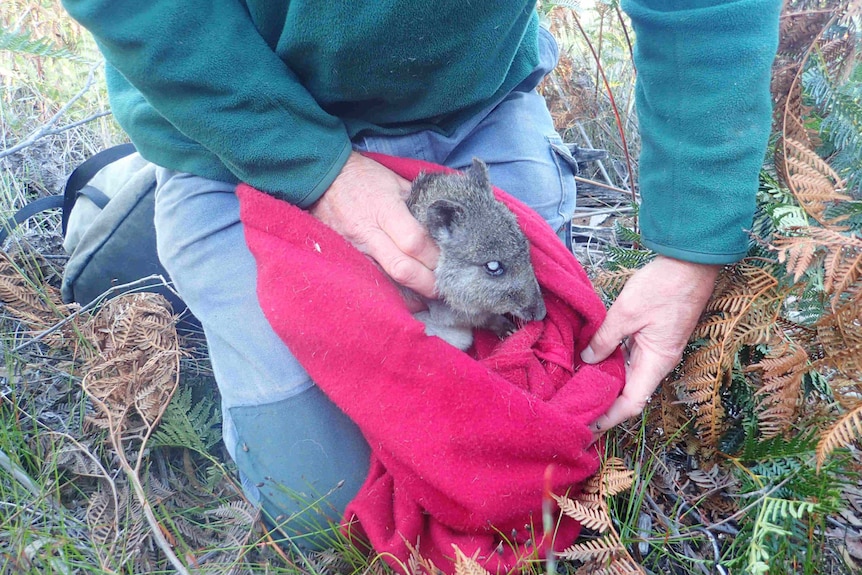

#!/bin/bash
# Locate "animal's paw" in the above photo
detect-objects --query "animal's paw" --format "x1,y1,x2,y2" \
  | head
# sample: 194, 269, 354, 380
413, 310, 474, 351
485, 314, 518, 339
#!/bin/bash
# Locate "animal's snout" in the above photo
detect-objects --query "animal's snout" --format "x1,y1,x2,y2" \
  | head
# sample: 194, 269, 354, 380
517, 297, 547, 322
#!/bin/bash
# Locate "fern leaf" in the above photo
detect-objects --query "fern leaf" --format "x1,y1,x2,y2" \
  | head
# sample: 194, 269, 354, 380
0, 27, 86, 61
593, 268, 636, 296
782, 138, 851, 225
204, 501, 259, 526
558, 534, 624, 562
554, 495, 613, 531
590, 558, 646, 575
602, 468, 634, 497
748, 343, 809, 438
150, 386, 221, 454
452, 546, 491, 575
816, 403, 862, 470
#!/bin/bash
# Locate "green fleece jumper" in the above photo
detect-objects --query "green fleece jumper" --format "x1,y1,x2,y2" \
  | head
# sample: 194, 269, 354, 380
62, 0, 780, 264
60, 0, 539, 208
623, 0, 781, 263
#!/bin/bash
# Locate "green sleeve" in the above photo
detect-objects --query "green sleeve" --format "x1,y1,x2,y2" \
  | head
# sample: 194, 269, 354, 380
622, 0, 781, 264
61, 0, 351, 207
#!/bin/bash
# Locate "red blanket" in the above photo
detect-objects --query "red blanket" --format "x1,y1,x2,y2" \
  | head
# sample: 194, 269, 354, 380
238, 153, 625, 573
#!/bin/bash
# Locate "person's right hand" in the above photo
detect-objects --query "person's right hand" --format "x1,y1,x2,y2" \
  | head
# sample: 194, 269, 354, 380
308, 151, 440, 299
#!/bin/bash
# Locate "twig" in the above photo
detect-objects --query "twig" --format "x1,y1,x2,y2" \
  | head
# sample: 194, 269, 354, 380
694, 527, 726, 575
644, 493, 711, 575
0, 63, 107, 159
574, 206, 635, 217
85, 351, 189, 575
707, 471, 798, 530
574, 121, 615, 186
11, 274, 179, 354
575, 175, 632, 196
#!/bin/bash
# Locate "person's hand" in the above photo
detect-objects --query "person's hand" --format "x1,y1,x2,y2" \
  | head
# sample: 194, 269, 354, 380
582, 255, 721, 439
309, 152, 440, 299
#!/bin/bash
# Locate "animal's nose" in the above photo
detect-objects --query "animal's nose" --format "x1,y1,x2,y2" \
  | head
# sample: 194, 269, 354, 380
521, 298, 546, 322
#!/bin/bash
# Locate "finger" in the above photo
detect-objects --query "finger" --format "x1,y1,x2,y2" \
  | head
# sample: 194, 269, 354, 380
581, 304, 633, 364
362, 228, 438, 297
379, 202, 440, 270
591, 393, 649, 435
589, 347, 668, 434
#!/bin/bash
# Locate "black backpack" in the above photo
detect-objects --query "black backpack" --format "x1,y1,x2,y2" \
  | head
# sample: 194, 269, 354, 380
1, 144, 193, 325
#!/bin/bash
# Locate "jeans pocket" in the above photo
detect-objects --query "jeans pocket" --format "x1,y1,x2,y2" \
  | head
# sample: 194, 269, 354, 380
547, 135, 578, 247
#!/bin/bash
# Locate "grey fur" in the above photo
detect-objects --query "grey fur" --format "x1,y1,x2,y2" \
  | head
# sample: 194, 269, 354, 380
407, 158, 546, 349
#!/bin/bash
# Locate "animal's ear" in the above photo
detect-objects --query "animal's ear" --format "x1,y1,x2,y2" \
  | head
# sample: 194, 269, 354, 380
467, 158, 492, 192
412, 171, 434, 189
426, 198, 465, 240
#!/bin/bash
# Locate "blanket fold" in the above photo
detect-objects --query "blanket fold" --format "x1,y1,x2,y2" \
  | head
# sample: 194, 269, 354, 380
238, 153, 625, 573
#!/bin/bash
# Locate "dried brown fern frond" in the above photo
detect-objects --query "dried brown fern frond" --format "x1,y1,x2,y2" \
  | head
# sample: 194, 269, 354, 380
778, 9, 832, 54
78, 292, 188, 574
688, 465, 737, 493
0, 251, 77, 349
559, 533, 627, 563
541, 8, 603, 129
404, 541, 443, 575
600, 459, 635, 497
780, 138, 851, 225
576, 558, 645, 575
579, 457, 634, 499
773, 226, 862, 307
819, 32, 859, 81
81, 293, 181, 435
592, 268, 637, 296
556, 496, 614, 532
87, 485, 149, 570
816, 403, 862, 470
452, 546, 490, 575
814, 299, 862, 378
772, 1, 857, 223
556, 457, 643, 573
674, 264, 786, 453
747, 343, 810, 438
646, 384, 692, 440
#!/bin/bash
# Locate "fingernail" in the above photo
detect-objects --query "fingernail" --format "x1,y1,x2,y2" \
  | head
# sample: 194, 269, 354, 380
581, 345, 598, 364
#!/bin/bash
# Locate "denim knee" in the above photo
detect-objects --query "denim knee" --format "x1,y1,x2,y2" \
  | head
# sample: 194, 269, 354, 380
228, 388, 371, 550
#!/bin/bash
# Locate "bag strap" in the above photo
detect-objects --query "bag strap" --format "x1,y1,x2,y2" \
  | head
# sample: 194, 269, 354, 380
0, 195, 65, 244
0, 143, 138, 245
61, 142, 137, 235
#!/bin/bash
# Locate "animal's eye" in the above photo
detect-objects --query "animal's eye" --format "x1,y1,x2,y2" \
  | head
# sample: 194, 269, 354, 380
484, 261, 505, 276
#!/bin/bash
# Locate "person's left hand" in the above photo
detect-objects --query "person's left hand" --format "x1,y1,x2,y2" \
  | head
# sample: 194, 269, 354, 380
581, 255, 721, 441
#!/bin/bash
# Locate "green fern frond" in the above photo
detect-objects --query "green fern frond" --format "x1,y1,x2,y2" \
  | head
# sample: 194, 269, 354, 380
783, 282, 828, 326
150, 386, 222, 455
740, 429, 818, 459
604, 245, 653, 271
747, 497, 820, 574
0, 27, 86, 62
613, 221, 642, 245
824, 199, 862, 231
802, 65, 862, 197
753, 173, 810, 240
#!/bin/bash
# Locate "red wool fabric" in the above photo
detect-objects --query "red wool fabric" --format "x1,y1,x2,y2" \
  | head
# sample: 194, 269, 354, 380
238, 153, 626, 573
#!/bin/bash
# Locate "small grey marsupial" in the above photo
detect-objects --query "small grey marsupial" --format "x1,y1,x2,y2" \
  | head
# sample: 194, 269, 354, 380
406, 158, 546, 350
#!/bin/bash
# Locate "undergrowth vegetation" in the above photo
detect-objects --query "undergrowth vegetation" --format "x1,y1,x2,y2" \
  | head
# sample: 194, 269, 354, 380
2, 0, 861, 574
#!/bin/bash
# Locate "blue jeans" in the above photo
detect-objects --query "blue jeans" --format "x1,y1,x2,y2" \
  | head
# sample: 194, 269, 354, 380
153, 27, 576, 547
